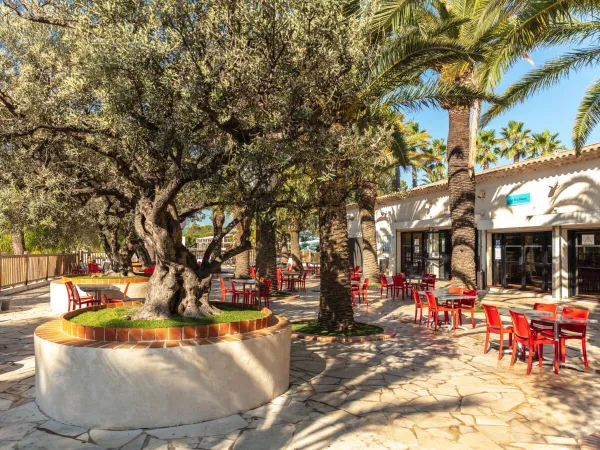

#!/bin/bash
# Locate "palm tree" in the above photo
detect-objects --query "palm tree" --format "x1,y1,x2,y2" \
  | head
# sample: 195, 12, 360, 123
476, 129, 499, 170
404, 122, 431, 188
499, 120, 533, 163
422, 138, 447, 182
368, 0, 528, 289
530, 130, 567, 158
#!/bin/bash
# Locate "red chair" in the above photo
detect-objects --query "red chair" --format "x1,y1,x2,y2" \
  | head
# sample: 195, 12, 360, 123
425, 291, 456, 331
297, 271, 308, 292
531, 303, 558, 333
458, 289, 477, 329
257, 279, 272, 308
66, 282, 100, 312
448, 286, 464, 295
412, 289, 428, 325
219, 278, 233, 302
542, 307, 589, 369
509, 310, 559, 375
230, 280, 252, 304
88, 262, 100, 274
276, 268, 288, 291
101, 282, 131, 306
143, 265, 156, 275
350, 267, 361, 281
393, 274, 409, 300
421, 274, 436, 290
352, 279, 369, 307
249, 266, 257, 280
379, 275, 395, 298
483, 304, 513, 360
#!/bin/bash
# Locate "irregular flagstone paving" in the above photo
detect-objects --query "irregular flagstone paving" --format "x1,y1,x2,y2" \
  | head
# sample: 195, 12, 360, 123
0, 278, 599, 449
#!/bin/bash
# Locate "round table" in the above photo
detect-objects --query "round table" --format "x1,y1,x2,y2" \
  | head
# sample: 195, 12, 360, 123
282, 272, 301, 292
231, 279, 257, 292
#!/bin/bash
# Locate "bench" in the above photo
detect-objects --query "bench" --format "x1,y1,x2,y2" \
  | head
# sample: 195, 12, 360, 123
0, 297, 13, 311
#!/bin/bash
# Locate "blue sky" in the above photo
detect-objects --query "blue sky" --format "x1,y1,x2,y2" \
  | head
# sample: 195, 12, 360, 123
400, 44, 600, 185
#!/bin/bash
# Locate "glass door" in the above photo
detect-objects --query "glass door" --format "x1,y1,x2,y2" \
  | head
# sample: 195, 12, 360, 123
573, 231, 600, 296
523, 234, 545, 291
504, 234, 523, 288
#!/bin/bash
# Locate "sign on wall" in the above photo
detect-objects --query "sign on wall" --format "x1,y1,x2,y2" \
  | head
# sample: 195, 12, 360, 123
506, 193, 531, 206
495, 247, 501, 260
582, 234, 596, 246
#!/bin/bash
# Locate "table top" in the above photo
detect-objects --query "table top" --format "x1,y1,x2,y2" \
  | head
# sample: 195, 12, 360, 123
501, 307, 598, 325
76, 284, 117, 291
282, 272, 302, 276
231, 279, 257, 284
436, 294, 477, 301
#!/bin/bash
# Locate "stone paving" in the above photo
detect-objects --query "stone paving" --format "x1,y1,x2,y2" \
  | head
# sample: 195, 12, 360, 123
0, 278, 599, 449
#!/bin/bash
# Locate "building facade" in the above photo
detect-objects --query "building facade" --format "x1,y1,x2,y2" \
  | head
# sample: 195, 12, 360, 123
347, 144, 600, 300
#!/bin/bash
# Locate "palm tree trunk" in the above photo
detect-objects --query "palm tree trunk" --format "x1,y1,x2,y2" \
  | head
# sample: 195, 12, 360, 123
411, 166, 418, 188
211, 207, 225, 260
447, 106, 476, 290
233, 206, 251, 278
280, 235, 289, 267
289, 217, 303, 271
317, 171, 354, 331
256, 216, 278, 294
514, 155, 520, 163
483, 161, 489, 170
356, 180, 379, 283
11, 226, 25, 255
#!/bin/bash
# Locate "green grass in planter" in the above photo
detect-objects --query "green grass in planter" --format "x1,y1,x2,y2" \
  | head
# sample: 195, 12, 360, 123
291, 321, 383, 337
69, 304, 266, 329
65, 275, 147, 280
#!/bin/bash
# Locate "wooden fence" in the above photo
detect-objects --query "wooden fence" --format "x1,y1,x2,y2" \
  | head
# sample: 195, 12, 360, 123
0, 252, 106, 290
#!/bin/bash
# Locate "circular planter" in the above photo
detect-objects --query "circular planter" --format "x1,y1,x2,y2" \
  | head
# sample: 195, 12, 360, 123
50, 276, 149, 314
34, 304, 291, 428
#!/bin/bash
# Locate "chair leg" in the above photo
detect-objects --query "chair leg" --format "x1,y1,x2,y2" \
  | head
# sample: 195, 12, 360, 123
484, 330, 490, 354
471, 310, 475, 329
419, 308, 423, 325
560, 338, 566, 363
414, 307, 418, 324
554, 342, 559, 374
498, 331, 503, 360
510, 341, 517, 366
582, 337, 588, 368
538, 344, 543, 367
526, 345, 533, 374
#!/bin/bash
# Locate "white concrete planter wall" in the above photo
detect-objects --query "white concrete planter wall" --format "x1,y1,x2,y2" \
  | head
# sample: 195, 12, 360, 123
34, 316, 291, 428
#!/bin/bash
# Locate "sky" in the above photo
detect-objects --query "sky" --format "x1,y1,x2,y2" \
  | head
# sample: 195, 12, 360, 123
400, 44, 600, 185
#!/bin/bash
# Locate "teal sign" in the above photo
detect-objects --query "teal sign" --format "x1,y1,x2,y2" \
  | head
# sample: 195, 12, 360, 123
507, 193, 530, 206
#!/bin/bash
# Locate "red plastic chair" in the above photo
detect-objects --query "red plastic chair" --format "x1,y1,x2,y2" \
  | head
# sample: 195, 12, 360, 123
393, 274, 409, 300
249, 266, 257, 280
219, 278, 233, 302
458, 289, 477, 329
276, 268, 288, 291
412, 290, 428, 325
425, 291, 456, 331
66, 282, 100, 312
88, 262, 100, 274
230, 280, 252, 304
101, 282, 130, 306
257, 279, 272, 308
352, 279, 369, 307
421, 274, 437, 290
483, 304, 513, 360
542, 307, 589, 369
509, 310, 559, 375
297, 271, 308, 292
350, 267, 361, 281
143, 266, 156, 275
531, 303, 558, 333
379, 275, 395, 298
447, 286, 464, 295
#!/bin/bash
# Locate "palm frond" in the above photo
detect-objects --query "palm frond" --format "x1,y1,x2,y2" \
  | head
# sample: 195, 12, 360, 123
573, 77, 600, 153
482, 47, 600, 125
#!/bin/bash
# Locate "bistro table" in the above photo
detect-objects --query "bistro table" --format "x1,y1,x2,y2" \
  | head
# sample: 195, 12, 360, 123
282, 271, 302, 292
407, 276, 425, 292
231, 279, 258, 293
501, 307, 597, 371
423, 291, 477, 331
76, 284, 117, 303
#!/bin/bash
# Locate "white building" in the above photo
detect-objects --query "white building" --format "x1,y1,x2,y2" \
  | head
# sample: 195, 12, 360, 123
347, 143, 600, 300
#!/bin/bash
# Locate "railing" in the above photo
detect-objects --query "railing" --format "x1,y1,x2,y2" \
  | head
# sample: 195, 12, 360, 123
0, 251, 107, 290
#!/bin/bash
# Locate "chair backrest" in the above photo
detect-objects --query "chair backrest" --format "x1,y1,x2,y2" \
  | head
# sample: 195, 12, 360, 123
561, 306, 589, 334
362, 279, 369, 290
302, 271, 308, 281
354, 267, 360, 276
448, 286, 463, 295
509, 310, 531, 340
249, 266, 256, 280
533, 303, 558, 314
483, 304, 502, 329
380, 275, 388, 287
463, 289, 477, 296
392, 275, 402, 287
220, 278, 227, 293
65, 281, 75, 304
265, 278, 272, 292
230, 280, 238, 293
425, 291, 438, 311
412, 289, 422, 306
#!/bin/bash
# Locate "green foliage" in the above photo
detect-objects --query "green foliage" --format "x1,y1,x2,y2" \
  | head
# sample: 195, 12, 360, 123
69, 304, 266, 329
183, 223, 214, 244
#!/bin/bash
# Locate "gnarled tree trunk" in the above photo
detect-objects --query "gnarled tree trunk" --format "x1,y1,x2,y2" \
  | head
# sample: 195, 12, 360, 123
356, 179, 379, 283
233, 206, 251, 278
446, 106, 476, 289
256, 215, 278, 294
11, 226, 25, 255
289, 217, 303, 271
100, 229, 134, 276
317, 172, 354, 331
133, 197, 220, 320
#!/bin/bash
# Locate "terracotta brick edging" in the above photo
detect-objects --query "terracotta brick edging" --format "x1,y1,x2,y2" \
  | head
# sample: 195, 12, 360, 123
34, 302, 285, 349
290, 320, 396, 343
